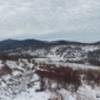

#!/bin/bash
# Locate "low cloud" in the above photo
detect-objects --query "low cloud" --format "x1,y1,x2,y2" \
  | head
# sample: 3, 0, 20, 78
0, 0, 99, 41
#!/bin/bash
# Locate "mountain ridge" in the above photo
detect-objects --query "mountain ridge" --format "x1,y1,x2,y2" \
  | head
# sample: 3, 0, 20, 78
0, 38, 100, 55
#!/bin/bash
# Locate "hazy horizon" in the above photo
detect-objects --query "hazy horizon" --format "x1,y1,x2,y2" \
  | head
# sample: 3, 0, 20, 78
0, 32, 100, 43
0, 34, 100, 43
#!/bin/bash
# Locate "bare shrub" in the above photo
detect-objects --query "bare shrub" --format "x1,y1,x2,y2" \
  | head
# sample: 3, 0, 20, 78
36, 65, 81, 91
83, 69, 100, 86
0, 64, 12, 76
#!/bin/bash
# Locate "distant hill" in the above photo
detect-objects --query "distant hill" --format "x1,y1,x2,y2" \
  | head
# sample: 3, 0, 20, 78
0, 39, 48, 52
0, 39, 100, 52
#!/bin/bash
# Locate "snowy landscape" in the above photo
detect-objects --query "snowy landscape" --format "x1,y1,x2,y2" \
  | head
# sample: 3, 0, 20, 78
0, 0, 100, 99
0, 39, 99, 100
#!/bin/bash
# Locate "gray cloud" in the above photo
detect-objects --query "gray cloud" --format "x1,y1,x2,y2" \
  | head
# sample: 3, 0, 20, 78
0, 0, 100, 42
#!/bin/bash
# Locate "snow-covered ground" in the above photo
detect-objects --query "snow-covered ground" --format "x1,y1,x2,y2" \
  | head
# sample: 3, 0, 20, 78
0, 55, 99, 100
1, 84, 100, 100
34, 57, 100, 70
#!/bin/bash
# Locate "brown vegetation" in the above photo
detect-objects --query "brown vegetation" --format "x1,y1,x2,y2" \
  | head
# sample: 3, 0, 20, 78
0, 65, 12, 76
36, 65, 81, 91
36, 64, 100, 91
82, 69, 100, 86
0, 53, 33, 61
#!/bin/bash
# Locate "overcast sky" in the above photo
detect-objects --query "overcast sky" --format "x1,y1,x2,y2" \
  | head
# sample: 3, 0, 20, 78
0, 0, 100, 42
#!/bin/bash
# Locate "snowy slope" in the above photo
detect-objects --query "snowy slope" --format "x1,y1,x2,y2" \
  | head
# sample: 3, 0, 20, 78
0, 58, 99, 100
0, 40, 100, 100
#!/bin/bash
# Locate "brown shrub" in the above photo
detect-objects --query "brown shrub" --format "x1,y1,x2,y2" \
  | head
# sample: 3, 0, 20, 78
83, 69, 100, 86
0, 54, 33, 61
36, 66, 81, 91
0, 65, 12, 76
